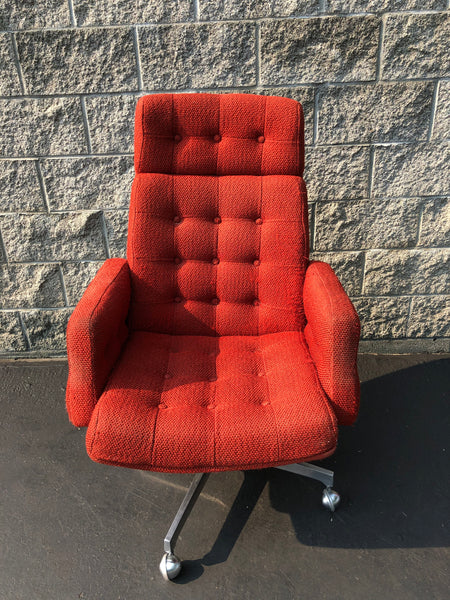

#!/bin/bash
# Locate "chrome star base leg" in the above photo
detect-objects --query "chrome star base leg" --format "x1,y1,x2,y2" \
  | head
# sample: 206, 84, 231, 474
276, 462, 340, 512
159, 472, 209, 581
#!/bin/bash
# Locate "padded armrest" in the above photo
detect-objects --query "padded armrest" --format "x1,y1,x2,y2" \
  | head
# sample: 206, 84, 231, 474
303, 261, 360, 425
66, 258, 131, 427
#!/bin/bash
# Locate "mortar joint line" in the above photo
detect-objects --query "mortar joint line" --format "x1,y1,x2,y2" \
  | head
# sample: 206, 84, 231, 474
80, 97, 93, 154
193, 0, 200, 21
359, 251, 367, 295
132, 27, 144, 91
405, 296, 414, 338
367, 145, 376, 198
0, 228, 9, 265
100, 212, 111, 259
360, 251, 369, 296
427, 80, 440, 142
414, 203, 425, 247
17, 311, 32, 351
34, 160, 51, 213
0, 76, 446, 102
10, 33, 26, 95
67, 0, 77, 26
58, 265, 69, 306
255, 21, 261, 87
375, 14, 386, 82
1, 306, 76, 313
309, 202, 316, 253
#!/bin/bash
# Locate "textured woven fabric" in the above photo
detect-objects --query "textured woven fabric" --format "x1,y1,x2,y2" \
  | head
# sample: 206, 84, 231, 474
86, 331, 337, 472
134, 93, 304, 176
127, 173, 308, 335
304, 261, 361, 425
66, 92, 360, 473
66, 258, 130, 427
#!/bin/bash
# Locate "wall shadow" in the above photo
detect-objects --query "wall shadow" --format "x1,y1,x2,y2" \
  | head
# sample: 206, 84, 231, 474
175, 358, 449, 583
270, 358, 450, 550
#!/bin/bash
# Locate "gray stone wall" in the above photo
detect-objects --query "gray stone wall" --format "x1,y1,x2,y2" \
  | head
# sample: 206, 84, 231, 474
0, 0, 449, 356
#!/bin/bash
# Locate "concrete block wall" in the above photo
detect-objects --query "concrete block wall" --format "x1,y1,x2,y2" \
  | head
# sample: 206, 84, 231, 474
0, 0, 449, 356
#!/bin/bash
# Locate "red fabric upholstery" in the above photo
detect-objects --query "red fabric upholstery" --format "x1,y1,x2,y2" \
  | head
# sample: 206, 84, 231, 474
66, 258, 130, 427
134, 93, 304, 176
127, 173, 308, 335
66, 92, 360, 473
86, 331, 337, 472
304, 262, 361, 425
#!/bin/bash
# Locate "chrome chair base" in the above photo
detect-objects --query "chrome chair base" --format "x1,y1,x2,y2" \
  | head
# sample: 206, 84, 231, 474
159, 462, 340, 581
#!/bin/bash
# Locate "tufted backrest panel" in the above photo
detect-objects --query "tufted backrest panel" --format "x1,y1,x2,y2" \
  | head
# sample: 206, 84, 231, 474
127, 172, 309, 336
134, 93, 304, 176
128, 93, 308, 336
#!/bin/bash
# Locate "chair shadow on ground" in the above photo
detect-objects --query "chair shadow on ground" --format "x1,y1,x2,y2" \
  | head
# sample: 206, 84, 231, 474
175, 358, 450, 583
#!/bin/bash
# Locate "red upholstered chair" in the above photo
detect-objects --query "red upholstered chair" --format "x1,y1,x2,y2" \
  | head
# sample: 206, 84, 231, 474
66, 93, 360, 580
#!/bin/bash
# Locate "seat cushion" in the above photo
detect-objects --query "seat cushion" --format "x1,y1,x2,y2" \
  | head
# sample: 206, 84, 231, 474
86, 330, 338, 473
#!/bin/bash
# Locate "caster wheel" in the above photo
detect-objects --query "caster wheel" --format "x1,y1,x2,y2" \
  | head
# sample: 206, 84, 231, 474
322, 487, 340, 512
159, 552, 182, 581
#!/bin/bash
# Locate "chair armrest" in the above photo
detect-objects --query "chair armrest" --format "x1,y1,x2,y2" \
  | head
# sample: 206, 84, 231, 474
66, 258, 131, 427
303, 261, 360, 425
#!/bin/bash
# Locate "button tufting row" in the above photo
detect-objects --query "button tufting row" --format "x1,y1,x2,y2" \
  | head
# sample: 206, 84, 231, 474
172, 257, 260, 266
157, 400, 271, 409
172, 297, 260, 305
173, 134, 265, 143
173, 216, 263, 225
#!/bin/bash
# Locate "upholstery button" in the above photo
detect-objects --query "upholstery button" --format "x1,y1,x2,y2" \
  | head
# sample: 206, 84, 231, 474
253, 259, 260, 266
258, 372, 265, 377
174, 134, 181, 142
164, 373, 172, 379
208, 376, 217, 382
211, 298, 220, 305
255, 218, 263, 225
262, 401, 269, 406
174, 257, 182, 265
212, 257, 219, 265
253, 299, 260, 306
258, 136, 265, 143
173, 216, 181, 224
174, 296, 182, 303
213, 216, 221, 224
208, 404, 215, 410
214, 134, 221, 142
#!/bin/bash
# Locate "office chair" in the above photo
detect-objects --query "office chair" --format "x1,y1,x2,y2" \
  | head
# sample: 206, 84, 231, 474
66, 93, 360, 581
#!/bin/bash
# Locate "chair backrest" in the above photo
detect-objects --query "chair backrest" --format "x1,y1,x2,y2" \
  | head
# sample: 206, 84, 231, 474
127, 93, 309, 336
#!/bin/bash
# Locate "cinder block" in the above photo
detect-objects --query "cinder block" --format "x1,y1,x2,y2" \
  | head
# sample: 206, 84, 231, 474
138, 22, 256, 89
0, 98, 87, 156
16, 28, 138, 94
0, 264, 64, 309
382, 13, 450, 80
0, 212, 107, 262
261, 16, 379, 84
41, 157, 134, 210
